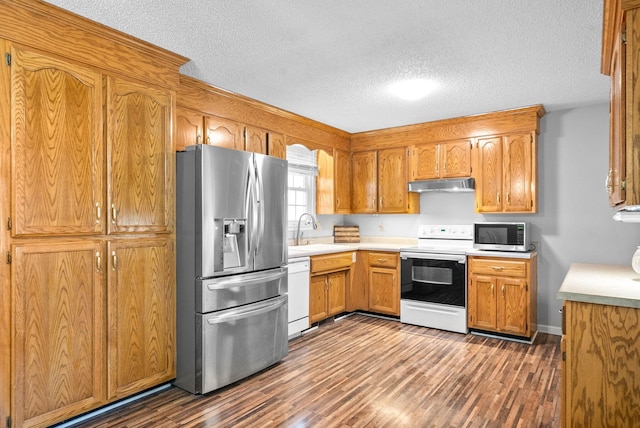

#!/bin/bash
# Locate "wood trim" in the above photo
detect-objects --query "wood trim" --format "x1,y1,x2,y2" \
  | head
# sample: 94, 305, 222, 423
351, 105, 545, 152
602, 0, 624, 75
0, 0, 188, 88
178, 75, 351, 151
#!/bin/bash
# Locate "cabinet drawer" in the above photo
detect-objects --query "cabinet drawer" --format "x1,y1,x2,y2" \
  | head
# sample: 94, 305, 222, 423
368, 252, 398, 268
469, 257, 527, 277
311, 252, 354, 274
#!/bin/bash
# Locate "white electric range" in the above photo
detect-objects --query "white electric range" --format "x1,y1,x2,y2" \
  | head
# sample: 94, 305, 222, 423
399, 225, 473, 334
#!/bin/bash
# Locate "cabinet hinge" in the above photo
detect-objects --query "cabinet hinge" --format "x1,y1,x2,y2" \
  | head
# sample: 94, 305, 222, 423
562, 351, 566, 361
6, 217, 11, 230
526, 283, 528, 292
622, 31, 627, 44
5, 53, 10, 66
5, 416, 10, 428
621, 179, 627, 190
530, 134, 533, 144
6, 252, 12, 264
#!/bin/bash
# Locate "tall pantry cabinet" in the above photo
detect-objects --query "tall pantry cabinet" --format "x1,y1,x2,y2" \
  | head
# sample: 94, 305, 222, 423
0, 1, 188, 427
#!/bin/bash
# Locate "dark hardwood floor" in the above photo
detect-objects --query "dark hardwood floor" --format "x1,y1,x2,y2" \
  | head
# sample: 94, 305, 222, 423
66, 314, 562, 427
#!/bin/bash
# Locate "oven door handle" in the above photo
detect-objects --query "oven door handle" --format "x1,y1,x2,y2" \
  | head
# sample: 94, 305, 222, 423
400, 252, 466, 263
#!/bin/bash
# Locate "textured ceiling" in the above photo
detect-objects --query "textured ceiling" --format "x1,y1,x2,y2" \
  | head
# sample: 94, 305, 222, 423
46, 0, 609, 133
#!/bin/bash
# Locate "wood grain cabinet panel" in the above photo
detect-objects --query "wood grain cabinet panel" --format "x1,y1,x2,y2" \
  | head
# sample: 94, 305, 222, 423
175, 107, 204, 151
317, 149, 351, 214
106, 76, 173, 234
11, 46, 104, 237
244, 125, 267, 154
107, 237, 175, 400
204, 115, 243, 151
12, 241, 105, 428
563, 300, 640, 427
267, 131, 286, 159
351, 151, 378, 213
410, 139, 471, 180
309, 252, 352, 323
474, 132, 536, 213
468, 255, 537, 339
368, 267, 399, 316
352, 148, 418, 214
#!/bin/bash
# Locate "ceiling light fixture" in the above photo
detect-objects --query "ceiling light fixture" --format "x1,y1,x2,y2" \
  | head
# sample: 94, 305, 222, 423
388, 78, 437, 101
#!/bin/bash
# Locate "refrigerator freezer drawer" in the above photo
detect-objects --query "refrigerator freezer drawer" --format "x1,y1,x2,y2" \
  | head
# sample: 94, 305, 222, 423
196, 267, 287, 313
198, 295, 288, 394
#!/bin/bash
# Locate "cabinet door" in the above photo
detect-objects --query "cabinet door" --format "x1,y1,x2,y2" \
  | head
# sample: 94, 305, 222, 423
609, 26, 626, 206
351, 151, 377, 213
245, 126, 267, 154
107, 237, 175, 400
497, 277, 528, 335
475, 137, 503, 212
267, 131, 286, 159
503, 133, 533, 212
378, 147, 408, 213
441, 139, 472, 178
106, 76, 173, 234
327, 271, 347, 316
13, 241, 104, 427
316, 149, 335, 215
204, 115, 243, 150
334, 149, 351, 214
411, 144, 439, 180
468, 274, 497, 330
176, 108, 203, 151
11, 47, 104, 237
368, 267, 399, 316
309, 275, 328, 323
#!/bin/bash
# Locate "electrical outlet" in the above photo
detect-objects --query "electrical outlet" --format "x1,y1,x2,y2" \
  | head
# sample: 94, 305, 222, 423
378, 222, 384, 231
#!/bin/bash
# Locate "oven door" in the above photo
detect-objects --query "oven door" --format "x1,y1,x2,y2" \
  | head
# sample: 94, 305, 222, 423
400, 252, 466, 307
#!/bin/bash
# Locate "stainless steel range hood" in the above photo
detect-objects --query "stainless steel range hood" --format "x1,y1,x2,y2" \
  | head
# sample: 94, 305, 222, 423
408, 177, 475, 193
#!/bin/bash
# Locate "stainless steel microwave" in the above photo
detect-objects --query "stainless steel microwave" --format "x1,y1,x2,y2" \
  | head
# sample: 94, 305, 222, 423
473, 222, 530, 252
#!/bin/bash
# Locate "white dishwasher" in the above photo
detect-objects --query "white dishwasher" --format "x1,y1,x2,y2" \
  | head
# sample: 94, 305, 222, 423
287, 257, 310, 339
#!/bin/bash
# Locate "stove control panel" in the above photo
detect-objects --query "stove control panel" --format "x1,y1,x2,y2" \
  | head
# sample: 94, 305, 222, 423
417, 224, 473, 240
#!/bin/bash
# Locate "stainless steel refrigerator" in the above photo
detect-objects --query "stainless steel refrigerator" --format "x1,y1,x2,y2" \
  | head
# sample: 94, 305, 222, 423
174, 144, 288, 394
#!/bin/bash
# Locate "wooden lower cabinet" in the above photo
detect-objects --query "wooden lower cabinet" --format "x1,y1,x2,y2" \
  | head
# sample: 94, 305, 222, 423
309, 252, 353, 323
107, 237, 175, 400
12, 241, 105, 428
562, 300, 640, 427
467, 255, 537, 339
367, 252, 399, 316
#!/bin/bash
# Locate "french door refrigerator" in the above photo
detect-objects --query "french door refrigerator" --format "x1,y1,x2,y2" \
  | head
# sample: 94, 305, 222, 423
174, 144, 288, 394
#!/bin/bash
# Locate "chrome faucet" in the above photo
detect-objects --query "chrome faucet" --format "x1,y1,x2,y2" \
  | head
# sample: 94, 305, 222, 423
296, 212, 318, 245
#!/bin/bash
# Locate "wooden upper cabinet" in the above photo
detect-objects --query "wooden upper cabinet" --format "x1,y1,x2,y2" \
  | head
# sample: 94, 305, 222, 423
204, 115, 243, 150
175, 107, 204, 151
317, 149, 351, 214
106, 76, 173, 234
11, 46, 104, 237
503, 133, 534, 212
411, 144, 439, 180
245, 125, 267, 154
351, 151, 378, 213
107, 237, 175, 400
475, 132, 536, 213
475, 136, 503, 212
608, 15, 626, 206
378, 147, 409, 213
12, 241, 105, 427
410, 139, 471, 180
267, 131, 286, 159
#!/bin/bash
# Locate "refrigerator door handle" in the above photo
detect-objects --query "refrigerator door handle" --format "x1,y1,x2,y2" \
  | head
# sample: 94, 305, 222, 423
205, 268, 286, 291
253, 155, 264, 254
205, 295, 287, 324
245, 159, 255, 260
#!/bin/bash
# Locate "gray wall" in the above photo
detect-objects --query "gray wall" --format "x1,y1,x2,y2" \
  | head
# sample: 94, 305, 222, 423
311, 103, 640, 333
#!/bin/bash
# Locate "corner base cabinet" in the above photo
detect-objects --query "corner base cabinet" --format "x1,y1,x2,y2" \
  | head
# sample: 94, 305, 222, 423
467, 254, 537, 339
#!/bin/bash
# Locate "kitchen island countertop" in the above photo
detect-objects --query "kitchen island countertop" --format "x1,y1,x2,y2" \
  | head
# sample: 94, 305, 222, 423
557, 262, 640, 309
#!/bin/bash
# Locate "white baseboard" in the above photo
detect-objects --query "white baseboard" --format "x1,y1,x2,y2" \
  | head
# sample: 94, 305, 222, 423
537, 324, 562, 336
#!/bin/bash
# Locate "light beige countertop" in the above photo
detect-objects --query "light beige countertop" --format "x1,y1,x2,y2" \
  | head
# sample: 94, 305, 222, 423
557, 263, 640, 309
287, 237, 415, 258
466, 249, 537, 259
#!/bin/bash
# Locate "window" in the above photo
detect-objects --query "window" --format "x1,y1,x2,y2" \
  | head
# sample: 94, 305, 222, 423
287, 144, 317, 229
